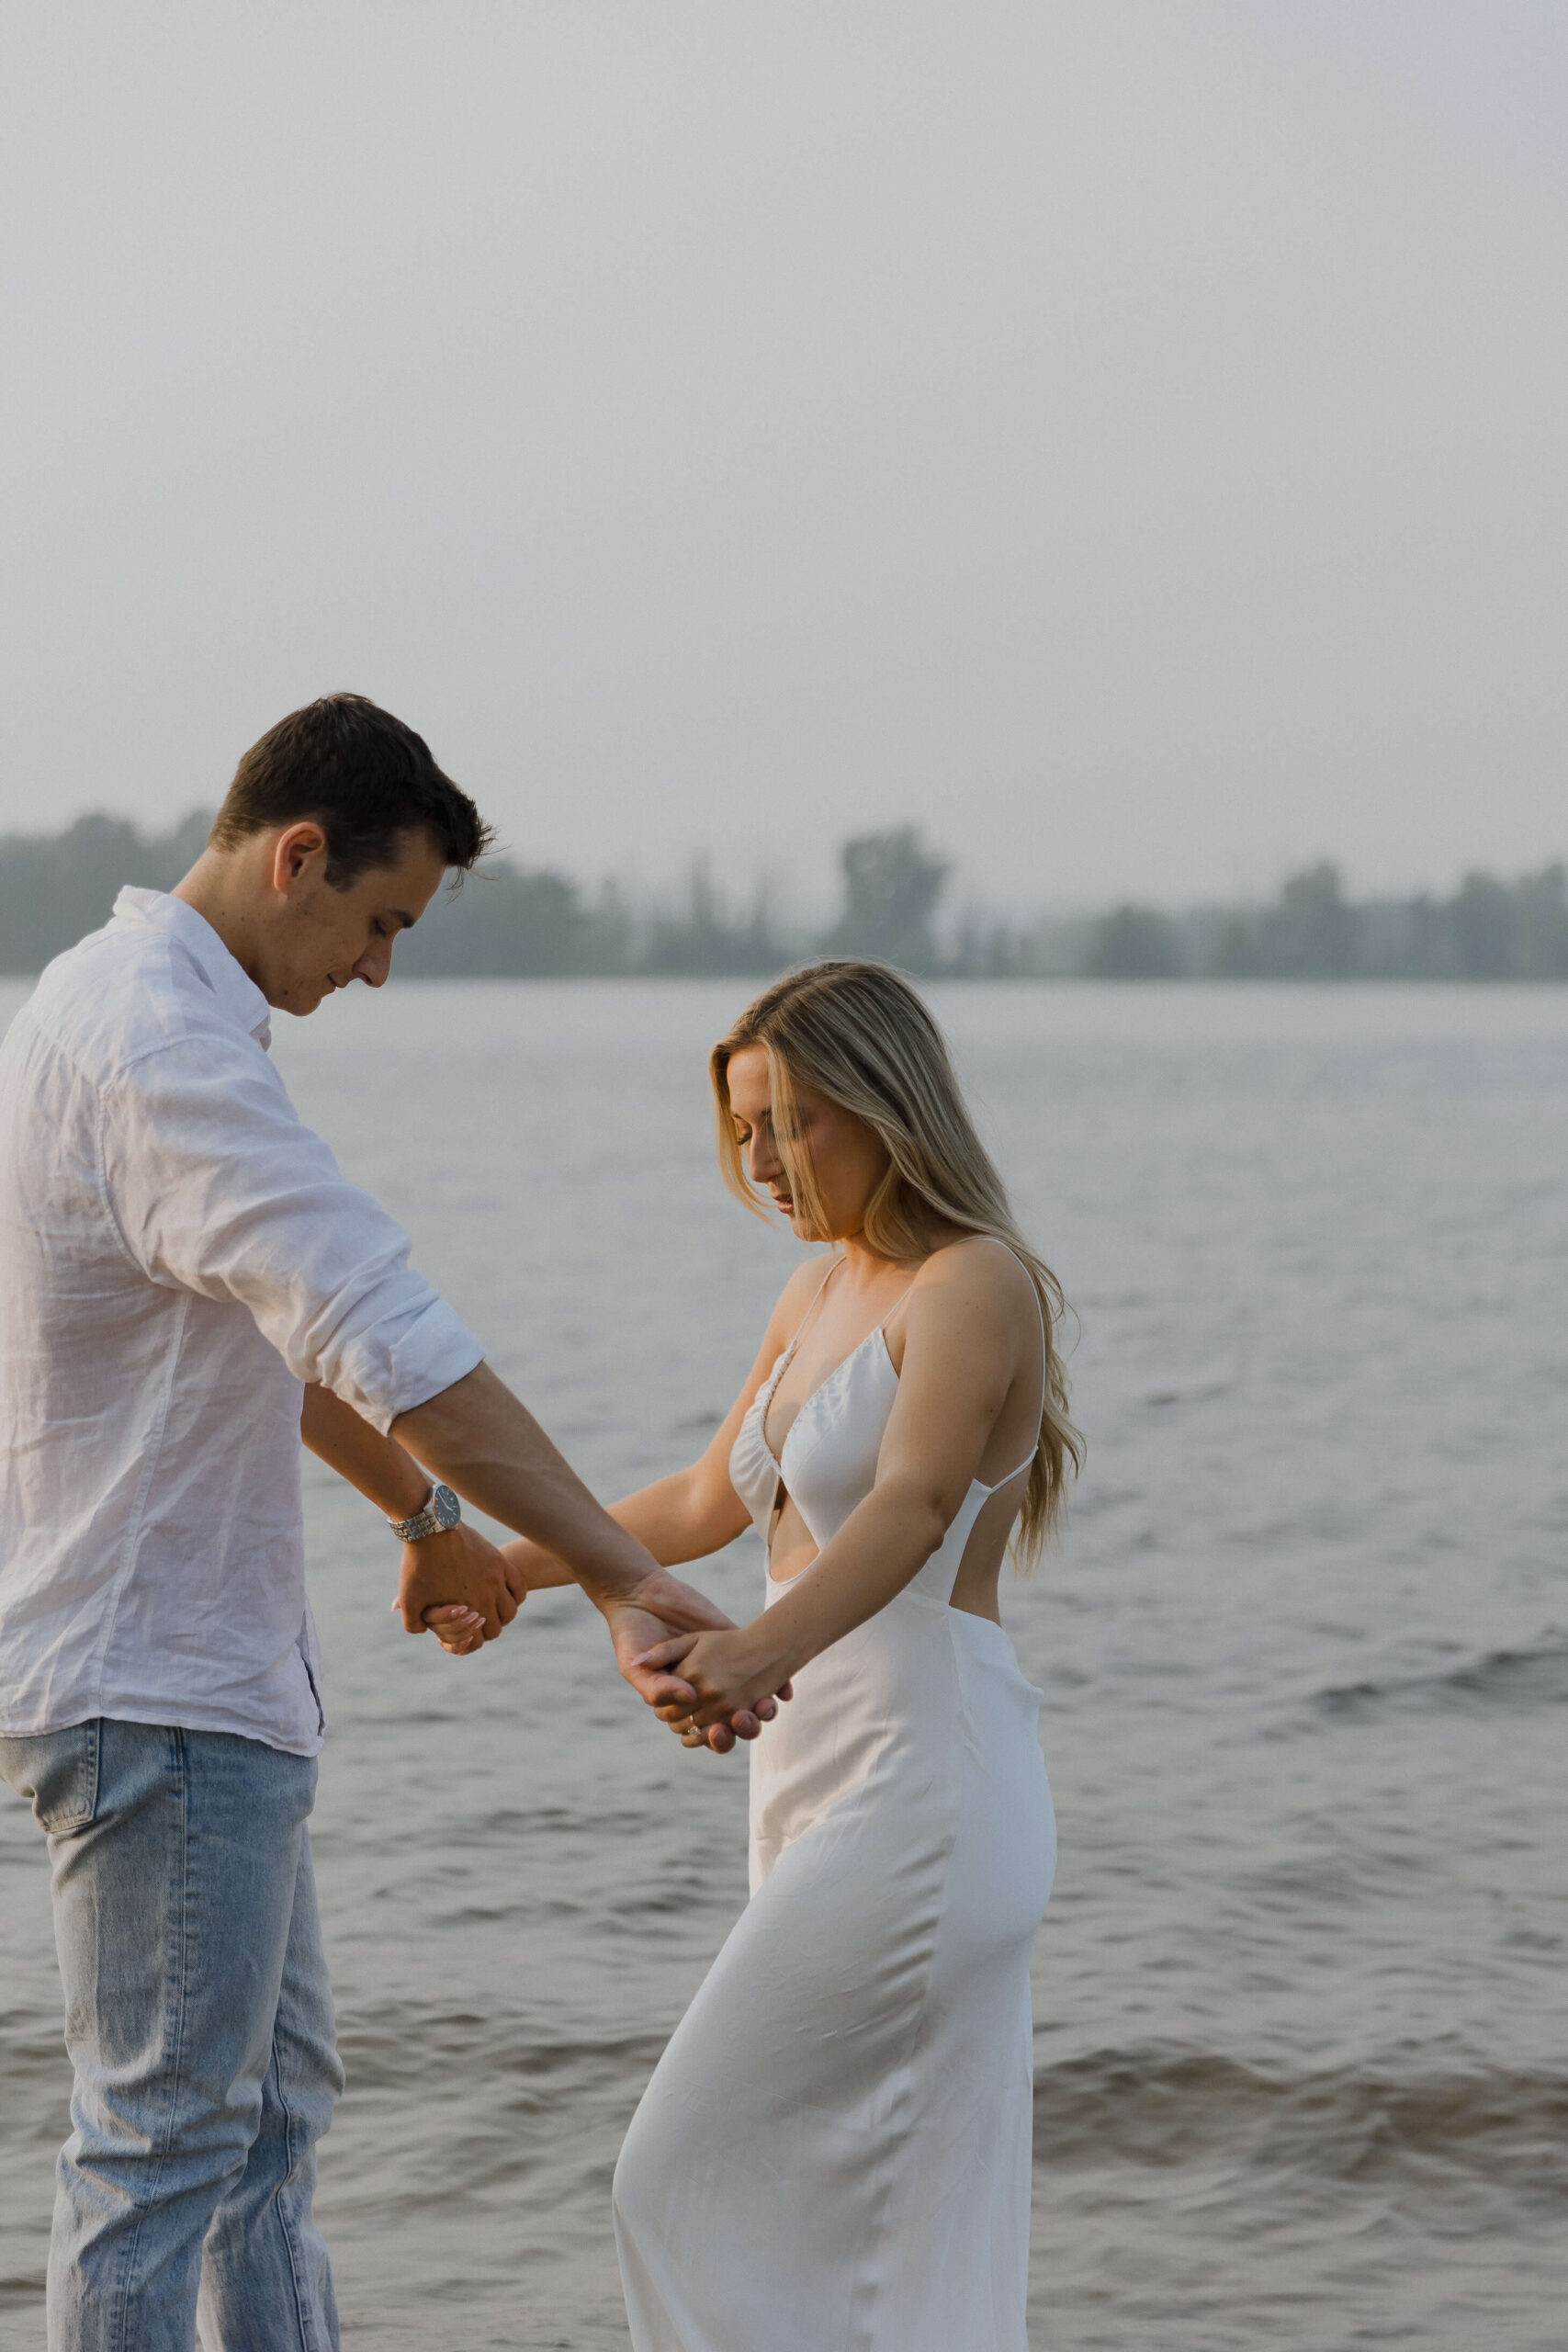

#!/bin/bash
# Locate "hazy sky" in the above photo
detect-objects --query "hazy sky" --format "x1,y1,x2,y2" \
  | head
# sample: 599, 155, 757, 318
3, 3, 1565, 911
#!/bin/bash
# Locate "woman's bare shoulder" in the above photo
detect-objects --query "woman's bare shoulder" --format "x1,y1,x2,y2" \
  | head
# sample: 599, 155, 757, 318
913, 1232, 1035, 1320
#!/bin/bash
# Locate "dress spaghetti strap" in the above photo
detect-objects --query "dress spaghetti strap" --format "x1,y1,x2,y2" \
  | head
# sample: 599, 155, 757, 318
779, 1255, 842, 1368
875, 1276, 920, 1334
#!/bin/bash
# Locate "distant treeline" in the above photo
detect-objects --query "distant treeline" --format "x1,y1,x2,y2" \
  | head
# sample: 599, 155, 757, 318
2, 812, 1565, 982
1084, 859, 1568, 981
0, 812, 215, 980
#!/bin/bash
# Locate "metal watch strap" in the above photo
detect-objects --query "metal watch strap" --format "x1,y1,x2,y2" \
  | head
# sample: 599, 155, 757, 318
387, 1482, 461, 1542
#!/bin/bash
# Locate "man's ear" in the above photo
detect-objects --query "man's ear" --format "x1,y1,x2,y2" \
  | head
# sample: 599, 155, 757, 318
269, 822, 331, 897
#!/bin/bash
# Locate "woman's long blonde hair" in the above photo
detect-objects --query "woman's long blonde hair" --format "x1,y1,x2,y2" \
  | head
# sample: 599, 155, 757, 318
711, 959, 1081, 1562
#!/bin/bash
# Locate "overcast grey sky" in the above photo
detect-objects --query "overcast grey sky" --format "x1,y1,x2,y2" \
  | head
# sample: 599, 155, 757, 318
3, 3, 1564, 910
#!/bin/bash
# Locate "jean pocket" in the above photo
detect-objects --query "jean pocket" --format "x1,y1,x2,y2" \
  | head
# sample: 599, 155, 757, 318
0, 1720, 102, 1834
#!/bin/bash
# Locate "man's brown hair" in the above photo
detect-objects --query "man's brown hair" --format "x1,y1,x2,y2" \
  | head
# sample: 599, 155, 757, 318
209, 695, 493, 886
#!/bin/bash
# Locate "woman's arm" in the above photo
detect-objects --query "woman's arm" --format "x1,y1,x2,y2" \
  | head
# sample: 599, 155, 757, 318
637, 1244, 1034, 1730
500, 1461, 750, 1591
499, 1454, 752, 1592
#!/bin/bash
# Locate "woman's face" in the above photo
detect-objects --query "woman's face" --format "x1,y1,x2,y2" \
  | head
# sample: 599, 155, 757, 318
727, 1045, 890, 1243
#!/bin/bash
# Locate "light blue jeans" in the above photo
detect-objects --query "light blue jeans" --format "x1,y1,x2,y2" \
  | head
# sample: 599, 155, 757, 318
0, 1720, 343, 2352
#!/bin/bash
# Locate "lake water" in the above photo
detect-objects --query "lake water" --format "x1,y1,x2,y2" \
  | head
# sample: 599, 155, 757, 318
1, 978, 1564, 2352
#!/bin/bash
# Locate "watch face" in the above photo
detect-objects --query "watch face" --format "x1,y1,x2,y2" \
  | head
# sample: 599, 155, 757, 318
434, 1483, 460, 1530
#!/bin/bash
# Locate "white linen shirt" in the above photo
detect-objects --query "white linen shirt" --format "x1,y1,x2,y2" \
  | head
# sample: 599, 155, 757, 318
0, 888, 483, 1756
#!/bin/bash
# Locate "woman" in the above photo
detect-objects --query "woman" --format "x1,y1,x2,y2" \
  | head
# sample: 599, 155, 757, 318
435, 959, 1079, 2351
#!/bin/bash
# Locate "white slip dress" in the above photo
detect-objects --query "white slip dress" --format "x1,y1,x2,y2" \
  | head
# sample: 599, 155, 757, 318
613, 1264, 1056, 2352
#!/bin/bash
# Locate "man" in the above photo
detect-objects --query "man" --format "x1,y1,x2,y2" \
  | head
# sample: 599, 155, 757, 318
0, 695, 761, 2352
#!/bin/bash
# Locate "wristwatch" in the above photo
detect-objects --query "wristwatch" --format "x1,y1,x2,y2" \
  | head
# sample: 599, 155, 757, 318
387, 1482, 462, 1542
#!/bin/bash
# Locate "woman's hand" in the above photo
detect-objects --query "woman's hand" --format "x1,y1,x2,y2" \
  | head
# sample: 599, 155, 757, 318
592, 1572, 780, 1751
419, 1600, 489, 1654
633, 1624, 796, 1752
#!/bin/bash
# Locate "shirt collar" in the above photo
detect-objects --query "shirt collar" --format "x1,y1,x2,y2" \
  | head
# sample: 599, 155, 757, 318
110, 888, 274, 1050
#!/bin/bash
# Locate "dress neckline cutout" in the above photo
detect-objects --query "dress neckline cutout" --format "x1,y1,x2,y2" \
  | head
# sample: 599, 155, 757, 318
761, 1260, 917, 1468
759, 1321, 894, 1473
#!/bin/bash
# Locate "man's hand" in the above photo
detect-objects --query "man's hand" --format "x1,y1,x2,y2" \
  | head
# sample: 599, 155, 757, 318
396, 1521, 517, 1641
612, 1579, 793, 1754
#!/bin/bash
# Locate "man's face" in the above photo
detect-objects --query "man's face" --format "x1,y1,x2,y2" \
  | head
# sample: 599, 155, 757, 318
262, 825, 448, 1015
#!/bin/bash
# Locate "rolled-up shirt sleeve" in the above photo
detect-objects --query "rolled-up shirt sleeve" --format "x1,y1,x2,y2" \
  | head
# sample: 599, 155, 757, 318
99, 1023, 483, 1431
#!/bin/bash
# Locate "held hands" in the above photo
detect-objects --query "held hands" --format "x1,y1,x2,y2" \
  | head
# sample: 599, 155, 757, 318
595, 1567, 790, 1753
632, 1624, 796, 1754
395, 1522, 518, 1642
421, 1562, 795, 1758
419, 1534, 567, 1651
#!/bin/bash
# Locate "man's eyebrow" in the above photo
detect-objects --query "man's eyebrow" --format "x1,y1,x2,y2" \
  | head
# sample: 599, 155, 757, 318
388, 909, 417, 930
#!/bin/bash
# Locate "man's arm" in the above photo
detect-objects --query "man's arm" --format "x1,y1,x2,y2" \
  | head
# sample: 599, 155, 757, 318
300, 1379, 770, 1738
392, 1363, 780, 1738
301, 1382, 431, 1520
391, 1363, 660, 1611
299, 1383, 518, 1636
